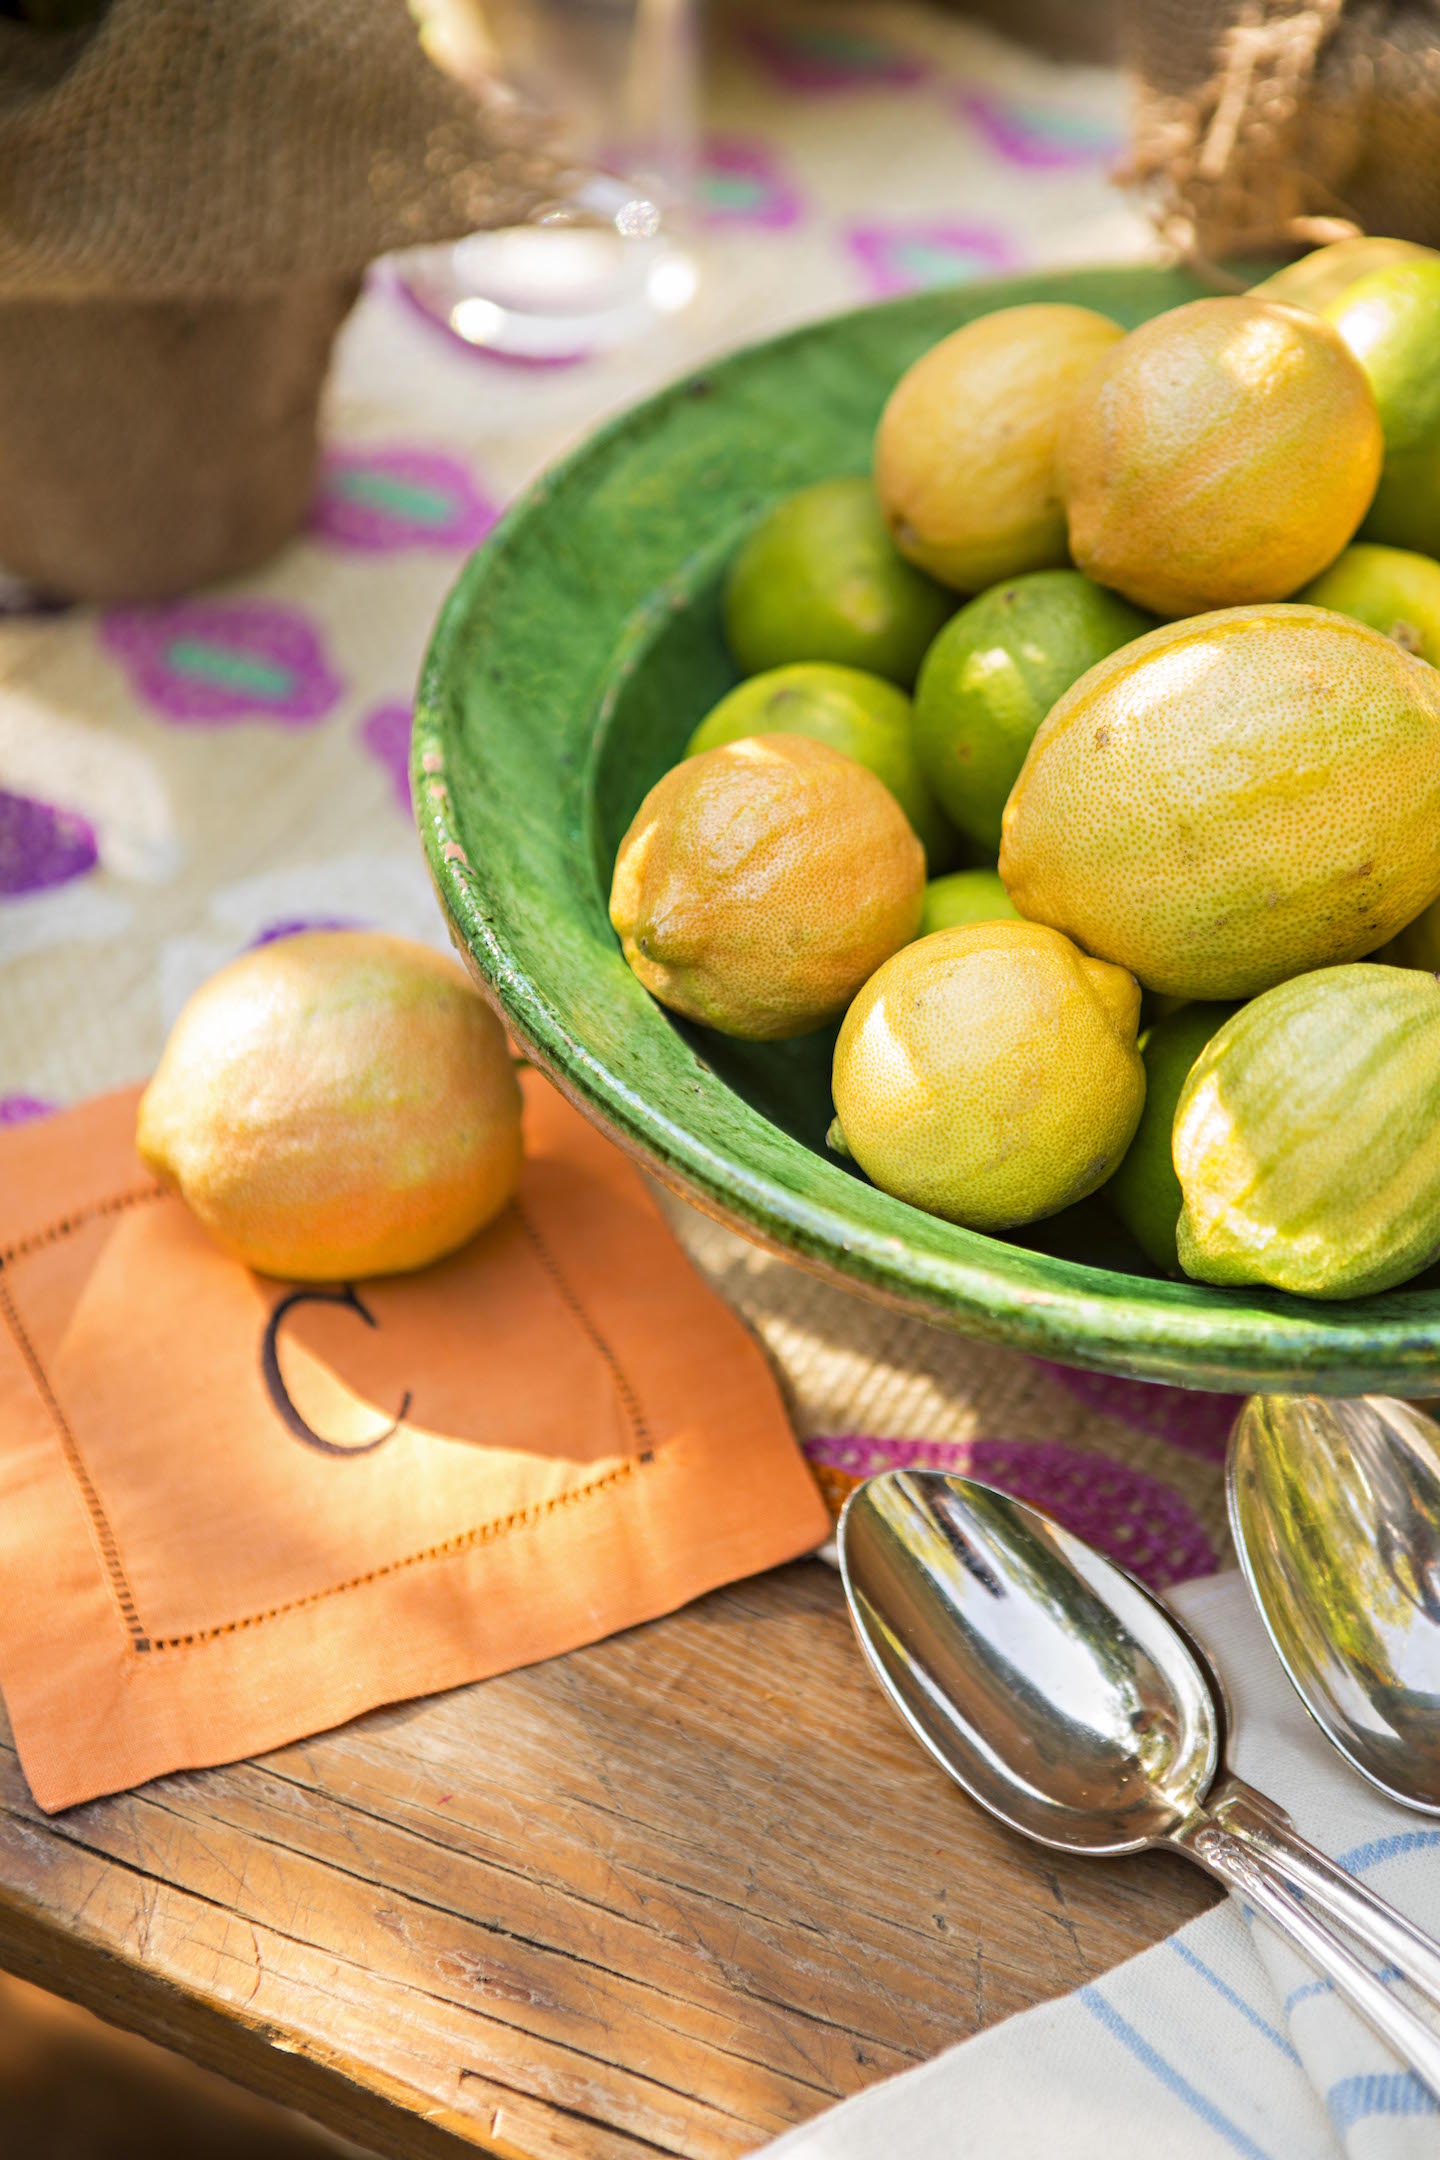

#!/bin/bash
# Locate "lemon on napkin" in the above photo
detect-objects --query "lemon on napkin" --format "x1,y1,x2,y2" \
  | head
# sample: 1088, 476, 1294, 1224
137, 931, 522, 1279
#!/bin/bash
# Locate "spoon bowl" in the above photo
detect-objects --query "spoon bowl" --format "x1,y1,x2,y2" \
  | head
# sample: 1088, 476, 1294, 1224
839, 1469, 1218, 1854
1228, 1393, 1440, 1816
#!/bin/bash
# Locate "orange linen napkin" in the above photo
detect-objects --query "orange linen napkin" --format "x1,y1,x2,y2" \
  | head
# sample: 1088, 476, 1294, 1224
0, 1074, 830, 1812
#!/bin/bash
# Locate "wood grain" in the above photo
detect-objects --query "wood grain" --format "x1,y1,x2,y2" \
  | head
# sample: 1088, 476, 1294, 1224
0, 1562, 1216, 2159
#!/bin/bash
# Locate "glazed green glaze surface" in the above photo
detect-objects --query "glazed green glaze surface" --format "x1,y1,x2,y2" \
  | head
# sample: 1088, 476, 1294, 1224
415, 265, 1440, 1393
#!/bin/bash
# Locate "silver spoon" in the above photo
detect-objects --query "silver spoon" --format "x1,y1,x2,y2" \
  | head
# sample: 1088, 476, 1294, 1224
1229, 1394, 1440, 1816
841, 1469, 1440, 2094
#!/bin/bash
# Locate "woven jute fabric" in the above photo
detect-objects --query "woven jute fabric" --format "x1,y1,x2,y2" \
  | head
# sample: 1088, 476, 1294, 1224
0, 0, 559, 300
0, 285, 361, 601
1121, 0, 1440, 263
655, 1195, 1235, 1576
0, 0, 561, 599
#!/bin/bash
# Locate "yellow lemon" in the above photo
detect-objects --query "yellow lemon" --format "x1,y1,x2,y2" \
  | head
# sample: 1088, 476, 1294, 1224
830, 919, 1144, 1231
873, 302, 1124, 592
1000, 604, 1440, 1000
137, 931, 523, 1279
609, 733, 924, 1040
1059, 296, 1382, 616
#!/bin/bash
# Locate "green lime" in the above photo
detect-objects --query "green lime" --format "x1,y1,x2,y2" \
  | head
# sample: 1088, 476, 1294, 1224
913, 570, 1154, 858
687, 662, 957, 868
1327, 260, 1440, 555
1138, 991, 1191, 1032
1296, 543, 1440, 664
1104, 1002, 1240, 1275
1252, 236, 1438, 315
918, 868, 1019, 938
723, 477, 954, 687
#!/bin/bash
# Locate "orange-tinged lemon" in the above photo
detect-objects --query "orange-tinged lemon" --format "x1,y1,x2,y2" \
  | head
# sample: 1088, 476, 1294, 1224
830, 919, 1144, 1231
874, 302, 1124, 592
609, 733, 923, 1041
137, 931, 522, 1279
1000, 604, 1440, 1000
1059, 296, 1382, 616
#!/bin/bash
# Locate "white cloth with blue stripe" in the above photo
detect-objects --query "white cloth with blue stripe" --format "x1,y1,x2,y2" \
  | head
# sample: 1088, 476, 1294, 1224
762, 1571, 1440, 2160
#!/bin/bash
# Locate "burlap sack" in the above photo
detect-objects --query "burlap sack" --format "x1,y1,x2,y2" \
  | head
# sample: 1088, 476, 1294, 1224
0, 0, 558, 601
957, 0, 1120, 63
1122, 0, 1440, 265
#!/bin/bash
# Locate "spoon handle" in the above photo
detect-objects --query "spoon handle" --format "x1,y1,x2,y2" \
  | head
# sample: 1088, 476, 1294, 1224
1211, 1777, 1440, 2019
1176, 1812, 1440, 2100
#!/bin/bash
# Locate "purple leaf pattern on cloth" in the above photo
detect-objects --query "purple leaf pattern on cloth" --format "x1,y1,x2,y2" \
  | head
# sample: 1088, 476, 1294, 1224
309, 448, 498, 553
956, 91, 1121, 170
249, 918, 367, 948
804, 1432, 1216, 1589
0, 789, 98, 895
742, 19, 927, 93
359, 703, 414, 816
0, 1095, 56, 1125
1037, 1364, 1242, 1463
964, 1436, 1216, 1586
101, 603, 344, 725
698, 138, 804, 229
846, 221, 1018, 297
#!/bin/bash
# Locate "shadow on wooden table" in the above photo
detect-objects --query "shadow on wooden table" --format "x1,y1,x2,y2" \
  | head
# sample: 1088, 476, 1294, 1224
0, 1975, 374, 2160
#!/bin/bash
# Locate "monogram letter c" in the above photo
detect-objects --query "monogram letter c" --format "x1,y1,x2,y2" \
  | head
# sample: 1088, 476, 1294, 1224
261, 1284, 411, 1457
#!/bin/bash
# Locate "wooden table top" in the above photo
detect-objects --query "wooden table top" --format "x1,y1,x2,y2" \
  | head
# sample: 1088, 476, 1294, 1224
0, 1559, 1216, 2160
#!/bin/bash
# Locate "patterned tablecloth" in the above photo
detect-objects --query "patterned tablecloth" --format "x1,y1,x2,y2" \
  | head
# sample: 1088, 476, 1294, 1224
0, 6, 1235, 1595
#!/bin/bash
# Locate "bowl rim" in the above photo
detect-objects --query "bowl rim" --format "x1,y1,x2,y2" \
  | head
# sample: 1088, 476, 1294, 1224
414, 264, 1440, 1397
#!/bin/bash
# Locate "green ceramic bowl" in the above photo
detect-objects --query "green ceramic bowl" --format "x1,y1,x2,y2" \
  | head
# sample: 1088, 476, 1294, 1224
415, 265, 1440, 1396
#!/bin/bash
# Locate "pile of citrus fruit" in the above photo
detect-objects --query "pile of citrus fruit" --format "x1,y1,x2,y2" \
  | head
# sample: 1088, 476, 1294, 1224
610, 237, 1440, 1302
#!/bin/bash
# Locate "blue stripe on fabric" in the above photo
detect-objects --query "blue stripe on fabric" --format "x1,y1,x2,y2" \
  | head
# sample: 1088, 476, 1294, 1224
1285, 1964, 1402, 2014
1340, 1829, 1440, 1876
1328, 2072, 1440, 2132
1169, 1940, 1302, 2062
1081, 1987, 1276, 2160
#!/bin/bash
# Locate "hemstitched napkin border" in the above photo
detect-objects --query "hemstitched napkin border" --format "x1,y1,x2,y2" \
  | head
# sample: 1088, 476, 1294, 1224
0, 1080, 831, 1811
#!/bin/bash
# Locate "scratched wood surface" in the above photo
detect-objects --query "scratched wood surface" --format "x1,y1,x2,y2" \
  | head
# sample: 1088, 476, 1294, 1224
0, 1560, 1216, 2160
